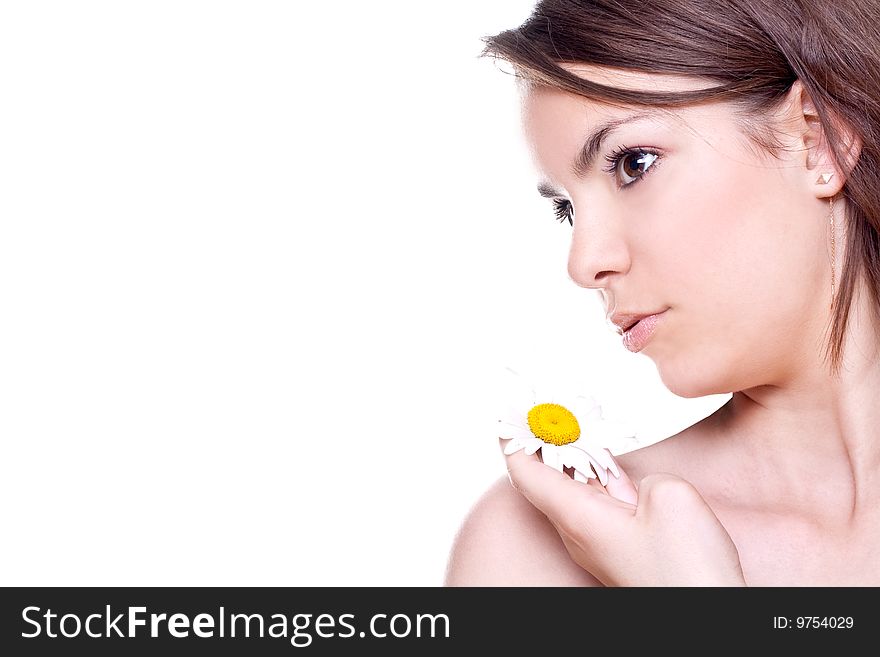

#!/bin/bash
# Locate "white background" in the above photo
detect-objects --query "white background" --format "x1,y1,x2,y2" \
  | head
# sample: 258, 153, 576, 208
0, 1, 728, 586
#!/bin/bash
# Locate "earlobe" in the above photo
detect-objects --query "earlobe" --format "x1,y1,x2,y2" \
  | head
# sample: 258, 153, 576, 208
792, 80, 863, 198
810, 166, 846, 200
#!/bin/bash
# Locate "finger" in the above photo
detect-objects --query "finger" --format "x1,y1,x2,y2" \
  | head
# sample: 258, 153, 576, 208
505, 445, 590, 518
504, 444, 633, 533
564, 446, 636, 505
602, 455, 639, 506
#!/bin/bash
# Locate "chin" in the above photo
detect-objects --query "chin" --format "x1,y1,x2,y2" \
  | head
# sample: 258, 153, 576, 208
653, 359, 735, 399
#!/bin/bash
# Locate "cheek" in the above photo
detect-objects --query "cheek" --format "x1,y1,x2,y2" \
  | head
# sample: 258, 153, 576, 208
635, 157, 819, 392
648, 154, 814, 312
636, 157, 768, 309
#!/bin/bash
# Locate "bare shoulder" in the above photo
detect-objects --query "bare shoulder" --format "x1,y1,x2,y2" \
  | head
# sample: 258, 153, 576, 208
443, 409, 726, 587
613, 410, 728, 494
443, 474, 602, 587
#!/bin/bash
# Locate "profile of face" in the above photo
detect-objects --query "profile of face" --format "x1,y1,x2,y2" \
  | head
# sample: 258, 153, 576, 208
521, 66, 832, 398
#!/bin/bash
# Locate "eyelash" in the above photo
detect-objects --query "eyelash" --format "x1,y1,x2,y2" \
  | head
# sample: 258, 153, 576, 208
603, 145, 662, 189
552, 198, 574, 226
550, 146, 663, 226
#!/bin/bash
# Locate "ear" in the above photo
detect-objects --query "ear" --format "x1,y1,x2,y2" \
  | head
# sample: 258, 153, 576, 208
786, 80, 862, 199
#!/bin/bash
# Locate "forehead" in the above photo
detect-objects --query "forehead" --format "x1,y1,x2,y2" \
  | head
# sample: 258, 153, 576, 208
519, 65, 740, 178
520, 64, 717, 126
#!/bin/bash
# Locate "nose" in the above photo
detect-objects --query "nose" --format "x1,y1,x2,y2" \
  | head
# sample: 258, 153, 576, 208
566, 204, 631, 288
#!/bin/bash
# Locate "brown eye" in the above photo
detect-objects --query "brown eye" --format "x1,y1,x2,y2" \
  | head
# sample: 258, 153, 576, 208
616, 151, 659, 186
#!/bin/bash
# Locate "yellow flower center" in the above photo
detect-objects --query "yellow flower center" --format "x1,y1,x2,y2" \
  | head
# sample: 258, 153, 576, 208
526, 403, 580, 446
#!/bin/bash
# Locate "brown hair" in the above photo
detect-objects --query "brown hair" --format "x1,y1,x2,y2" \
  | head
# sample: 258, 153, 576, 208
482, 0, 880, 373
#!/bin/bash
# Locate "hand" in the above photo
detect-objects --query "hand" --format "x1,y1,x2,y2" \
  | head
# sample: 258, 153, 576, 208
502, 440, 747, 586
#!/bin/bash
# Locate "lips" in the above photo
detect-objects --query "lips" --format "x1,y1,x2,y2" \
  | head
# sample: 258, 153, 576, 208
621, 311, 666, 352
609, 310, 666, 336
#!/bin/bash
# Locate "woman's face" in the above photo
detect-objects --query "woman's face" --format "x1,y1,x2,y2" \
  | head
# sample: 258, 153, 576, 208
521, 66, 829, 397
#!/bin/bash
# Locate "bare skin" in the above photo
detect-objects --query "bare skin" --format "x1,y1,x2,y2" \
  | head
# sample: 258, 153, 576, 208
445, 65, 880, 586
446, 407, 880, 586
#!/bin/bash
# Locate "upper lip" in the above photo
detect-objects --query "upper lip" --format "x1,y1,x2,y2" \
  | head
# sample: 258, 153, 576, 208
609, 310, 666, 335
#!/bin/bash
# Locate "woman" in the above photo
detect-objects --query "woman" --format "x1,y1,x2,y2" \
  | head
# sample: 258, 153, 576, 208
445, 0, 880, 586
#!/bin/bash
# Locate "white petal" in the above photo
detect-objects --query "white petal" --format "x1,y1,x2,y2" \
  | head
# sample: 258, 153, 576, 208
497, 422, 535, 441
557, 446, 599, 482
570, 394, 601, 420
504, 436, 543, 456
589, 418, 637, 444
568, 442, 617, 484
573, 469, 591, 484
576, 465, 599, 482
609, 434, 643, 454
605, 418, 637, 435
585, 453, 609, 486
587, 444, 620, 479
499, 404, 527, 427
557, 445, 589, 470
523, 439, 543, 456
541, 445, 563, 471
531, 385, 555, 406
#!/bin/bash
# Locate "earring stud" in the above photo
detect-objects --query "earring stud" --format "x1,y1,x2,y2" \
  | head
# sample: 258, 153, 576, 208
817, 172, 835, 185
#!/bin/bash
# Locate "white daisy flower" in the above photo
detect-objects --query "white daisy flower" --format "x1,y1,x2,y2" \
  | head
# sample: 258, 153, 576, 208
496, 367, 636, 486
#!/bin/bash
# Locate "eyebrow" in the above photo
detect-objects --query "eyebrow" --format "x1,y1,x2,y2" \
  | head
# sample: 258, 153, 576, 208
537, 111, 656, 198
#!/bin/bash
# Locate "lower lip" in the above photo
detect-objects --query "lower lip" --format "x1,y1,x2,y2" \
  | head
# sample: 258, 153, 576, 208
622, 311, 667, 353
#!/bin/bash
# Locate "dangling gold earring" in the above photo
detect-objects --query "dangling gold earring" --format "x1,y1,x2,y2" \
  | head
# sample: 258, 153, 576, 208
817, 172, 837, 310
829, 195, 836, 311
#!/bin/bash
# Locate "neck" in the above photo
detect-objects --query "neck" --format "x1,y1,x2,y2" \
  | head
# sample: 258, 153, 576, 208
716, 282, 880, 529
